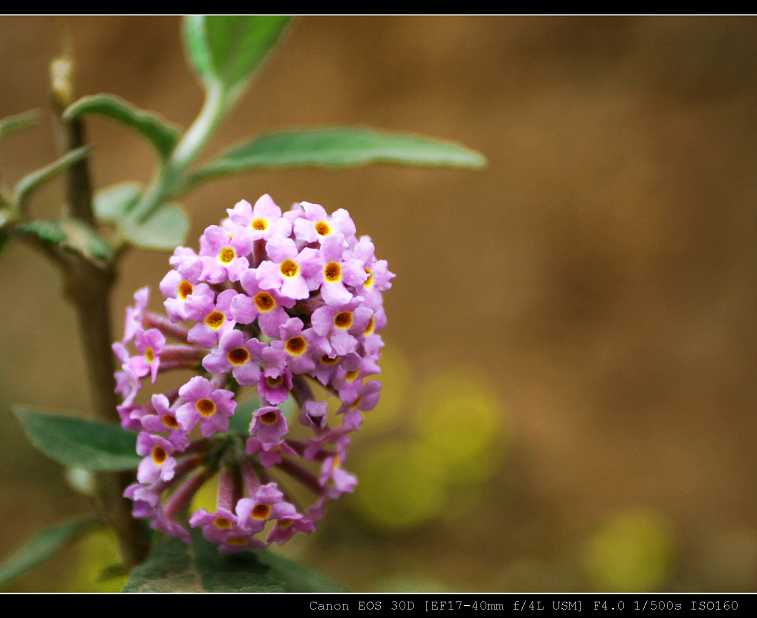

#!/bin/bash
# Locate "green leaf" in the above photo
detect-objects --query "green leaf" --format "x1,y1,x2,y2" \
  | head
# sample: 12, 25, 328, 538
60, 219, 114, 262
123, 536, 201, 592
124, 531, 344, 592
16, 219, 114, 262
190, 127, 486, 182
15, 220, 66, 245
64, 95, 180, 159
229, 394, 260, 435
14, 407, 139, 471
0, 109, 39, 142
14, 146, 90, 209
0, 517, 100, 588
121, 204, 189, 251
182, 16, 291, 103
94, 182, 141, 224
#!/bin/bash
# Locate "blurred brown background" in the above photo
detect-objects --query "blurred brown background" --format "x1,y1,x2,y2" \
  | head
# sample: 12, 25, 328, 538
2, 16, 757, 591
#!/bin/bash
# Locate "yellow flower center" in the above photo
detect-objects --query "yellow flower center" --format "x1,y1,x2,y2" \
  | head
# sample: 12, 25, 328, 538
227, 347, 250, 366
195, 398, 217, 418
227, 536, 247, 546
345, 370, 359, 383
324, 261, 341, 283
218, 246, 236, 265
151, 446, 167, 465
161, 414, 179, 430
213, 517, 232, 530
178, 279, 193, 300
254, 291, 276, 313
314, 220, 331, 236
334, 311, 353, 330
279, 519, 293, 529
204, 310, 225, 330
285, 336, 307, 356
280, 259, 299, 278
251, 503, 272, 520
251, 217, 268, 231
364, 316, 376, 336
363, 267, 374, 288
144, 347, 155, 363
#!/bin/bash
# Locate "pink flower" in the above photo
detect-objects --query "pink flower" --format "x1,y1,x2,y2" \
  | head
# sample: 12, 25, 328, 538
202, 329, 261, 386
175, 376, 236, 437
257, 237, 321, 301
187, 289, 236, 348
136, 433, 177, 484
248, 406, 288, 450
117, 195, 393, 552
123, 286, 149, 343
230, 269, 294, 337
225, 194, 292, 242
160, 269, 214, 322
199, 225, 253, 283
292, 201, 356, 246
311, 300, 372, 356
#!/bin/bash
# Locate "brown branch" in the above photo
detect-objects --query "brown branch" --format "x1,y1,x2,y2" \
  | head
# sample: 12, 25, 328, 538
49, 51, 148, 567
50, 53, 94, 225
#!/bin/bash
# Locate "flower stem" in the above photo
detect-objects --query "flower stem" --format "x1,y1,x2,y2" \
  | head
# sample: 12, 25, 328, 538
51, 52, 149, 568
129, 84, 226, 224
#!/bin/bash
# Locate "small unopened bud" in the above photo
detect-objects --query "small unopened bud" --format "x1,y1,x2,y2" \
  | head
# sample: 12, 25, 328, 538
50, 55, 74, 108
64, 466, 96, 496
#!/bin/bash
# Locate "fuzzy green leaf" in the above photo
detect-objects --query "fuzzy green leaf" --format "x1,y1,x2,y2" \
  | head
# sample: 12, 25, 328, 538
121, 204, 189, 251
94, 182, 142, 224
0, 517, 100, 588
16, 219, 114, 262
191, 127, 486, 182
182, 16, 290, 103
14, 147, 90, 209
123, 536, 200, 592
64, 95, 180, 159
124, 531, 344, 592
14, 407, 139, 471
0, 109, 39, 142
15, 220, 66, 245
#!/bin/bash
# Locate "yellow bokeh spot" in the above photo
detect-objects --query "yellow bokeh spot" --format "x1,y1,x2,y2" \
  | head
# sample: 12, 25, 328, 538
357, 346, 410, 435
351, 442, 447, 530
583, 509, 675, 591
191, 473, 219, 513
413, 369, 504, 484
65, 529, 126, 592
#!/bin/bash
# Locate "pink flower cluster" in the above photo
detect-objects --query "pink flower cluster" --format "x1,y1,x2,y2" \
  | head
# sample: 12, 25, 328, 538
113, 195, 393, 552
